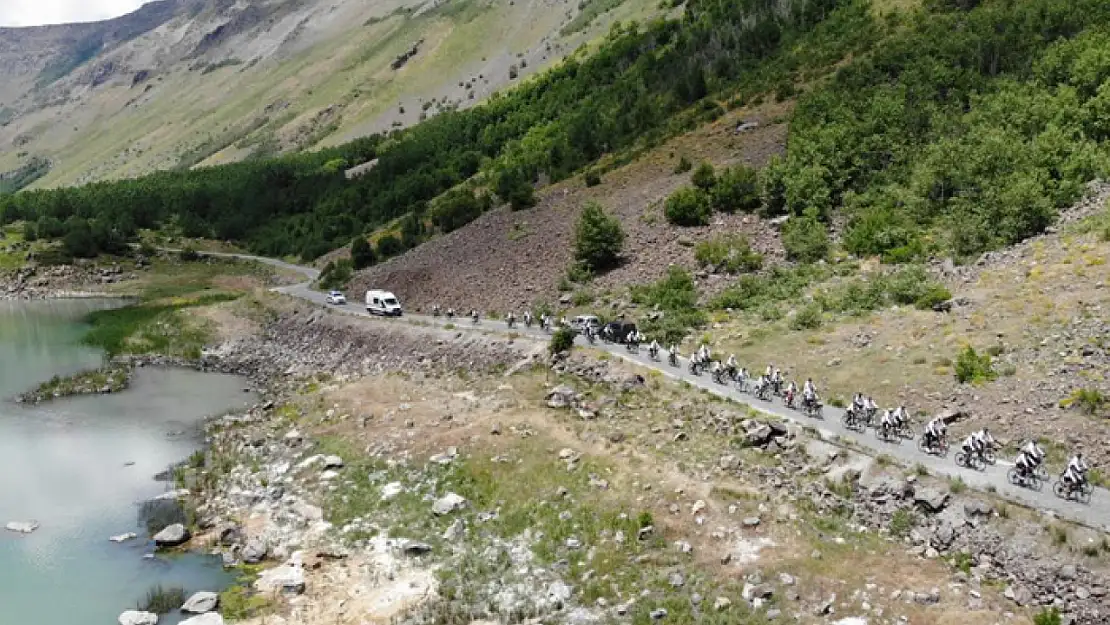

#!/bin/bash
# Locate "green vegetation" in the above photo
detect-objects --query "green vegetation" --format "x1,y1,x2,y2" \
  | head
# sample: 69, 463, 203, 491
781, 210, 829, 262
1034, 608, 1062, 625
319, 259, 354, 290
138, 585, 185, 614
955, 345, 996, 385
1061, 387, 1107, 416
560, 0, 627, 36
0, 158, 51, 195
218, 567, 270, 621
631, 266, 707, 343
550, 327, 577, 355
690, 161, 717, 191
694, 234, 763, 274
19, 364, 131, 403
2, 0, 870, 260
790, 302, 823, 330
350, 236, 376, 270
664, 187, 711, 226
888, 509, 917, 538
711, 165, 762, 213
83, 294, 235, 358
573, 201, 625, 273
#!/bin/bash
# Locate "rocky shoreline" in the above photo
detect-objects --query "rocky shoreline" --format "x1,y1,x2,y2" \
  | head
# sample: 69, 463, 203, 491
152, 306, 1110, 625
13, 362, 132, 403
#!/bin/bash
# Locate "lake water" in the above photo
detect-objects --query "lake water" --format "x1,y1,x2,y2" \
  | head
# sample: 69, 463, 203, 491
0, 299, 254, 624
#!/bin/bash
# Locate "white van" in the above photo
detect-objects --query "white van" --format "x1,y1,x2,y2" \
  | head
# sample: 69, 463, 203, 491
365, 290, 403, 317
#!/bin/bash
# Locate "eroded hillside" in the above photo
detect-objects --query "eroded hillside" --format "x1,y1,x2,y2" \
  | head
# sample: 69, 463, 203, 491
0, 0, 661, 187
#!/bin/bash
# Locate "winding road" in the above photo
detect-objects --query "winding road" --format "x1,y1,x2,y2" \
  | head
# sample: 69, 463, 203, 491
206, 250, 1110, 532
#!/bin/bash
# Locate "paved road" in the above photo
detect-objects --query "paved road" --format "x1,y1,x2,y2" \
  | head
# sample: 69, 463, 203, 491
207, 251, 1110, 531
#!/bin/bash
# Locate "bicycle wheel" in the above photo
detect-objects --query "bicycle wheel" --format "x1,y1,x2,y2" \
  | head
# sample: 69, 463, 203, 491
1007, 467, 1021, 486
1053, 480, 1068, 499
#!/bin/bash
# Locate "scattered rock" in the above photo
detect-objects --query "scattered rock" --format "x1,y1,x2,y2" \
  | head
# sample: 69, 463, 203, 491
322, 455, 344, 469
432, 492, 467, 515
181, 591, 219, 614
714, 596, 732, 611
110, 532, 137, 543
400, 540, 433, 556
381, 481, 404, 500
152, 523, 190, 547
239, 536, 268, 564
743, 517, 761, 528
118, 611, 159, 625
913, 488, 949, 513
649, 608, 668, 620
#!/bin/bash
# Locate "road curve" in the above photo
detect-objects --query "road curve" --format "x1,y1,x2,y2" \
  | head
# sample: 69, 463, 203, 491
207, 250, 1110, 532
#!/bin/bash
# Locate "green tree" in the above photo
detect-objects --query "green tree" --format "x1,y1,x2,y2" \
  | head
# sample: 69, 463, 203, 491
664, 188, 711, 226
574, 201, 624, 272
375, 234, 403, 259
550, 327, 576, 355
350, 236, 376, 270
782, 209, 829, 262
711, 166, 761, 213
431, 189, 483, 233
691, 161, 716, 191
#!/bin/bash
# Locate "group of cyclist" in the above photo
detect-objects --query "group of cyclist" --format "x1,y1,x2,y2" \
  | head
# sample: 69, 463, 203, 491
669, 344, 1093, 500
428, 304, 1093, 501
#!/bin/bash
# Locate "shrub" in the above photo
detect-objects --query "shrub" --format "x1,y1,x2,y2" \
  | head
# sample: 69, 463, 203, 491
889, 509, 917, 537
431, 188, 484, 233
1064, 387, 1106, 415
691, 161, 716, 191
139, 585, 185, 614
782, 210, 829, 262
631, 266, 707, 344
179, 247, 201, 262
712, 165, 761, 213
954, 345, 996, 384
375, 233, 403, 258
674, 156, 692, 174
550, 327, 576, 355
584, 170, 602, 187
1034, 608, 1061, 625
319, 258, 353, 290
790, 302, 823, 330
574, 201, 625, 272
694, 235, 763, 274
350, 236, 376, 269
664, 187, 711, 226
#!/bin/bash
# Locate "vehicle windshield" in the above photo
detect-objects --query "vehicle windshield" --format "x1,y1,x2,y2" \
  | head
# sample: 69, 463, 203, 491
330, 291, 343, 296
384, 298, 399, 306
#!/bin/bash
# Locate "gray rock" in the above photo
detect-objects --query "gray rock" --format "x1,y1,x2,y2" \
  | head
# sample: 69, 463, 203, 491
179, 614, 224, 625
323, 455, 344, 469
118, 611, 159, 625
432, 492, 467, 515
650, 608, 668, 620
714, 596, 732, 611
915, 588, 941, 605
442, 518, 465, 542
241, 537, 268, 564
110, 532, 138, 543
914, 488, 950, 513
1059, 564, 1078, 581
743, 517, 761, 528
401, 540, 433, 556
669, 571, 685, 588
779, 573, 796, 586
181, 591, 219, 614
152, 523, 190, 547
1076, 586, 1091, 600
963, 500, 993, 517
548, 581, 573, 605
766, 608, 781, 619
1004, 585, 1032, 606
931, 522, 956, 549
256, 563, 306, 595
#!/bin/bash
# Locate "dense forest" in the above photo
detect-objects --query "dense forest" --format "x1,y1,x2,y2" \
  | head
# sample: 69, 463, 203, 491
3, 0, 1110, 266
0, 0, 871, 261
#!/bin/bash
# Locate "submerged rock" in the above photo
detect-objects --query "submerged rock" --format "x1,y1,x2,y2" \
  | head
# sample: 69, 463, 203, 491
179, 614, 225, 625
110, 532, 137, 543
5, 521, 39, 534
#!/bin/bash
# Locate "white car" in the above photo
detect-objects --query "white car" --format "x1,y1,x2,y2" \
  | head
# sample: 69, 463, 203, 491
326, 290, 347, 305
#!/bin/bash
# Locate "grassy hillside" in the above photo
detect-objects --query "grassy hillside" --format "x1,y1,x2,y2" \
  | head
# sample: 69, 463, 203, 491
5, 0, 1110, 277
0, 0, 660, 188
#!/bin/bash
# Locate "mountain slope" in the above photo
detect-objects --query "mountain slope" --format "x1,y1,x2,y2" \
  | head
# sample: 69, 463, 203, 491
0, 0, 661, 187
